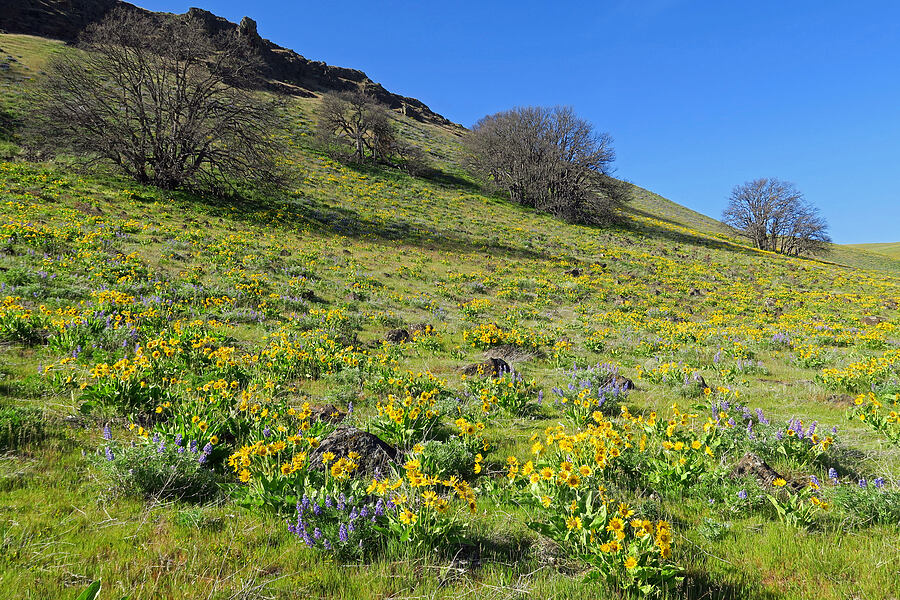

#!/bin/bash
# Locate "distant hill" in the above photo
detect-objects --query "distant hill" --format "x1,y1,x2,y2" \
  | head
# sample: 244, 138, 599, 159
0, 0, 458, 127
1, 14, 898, 277
844, 242, 900, 260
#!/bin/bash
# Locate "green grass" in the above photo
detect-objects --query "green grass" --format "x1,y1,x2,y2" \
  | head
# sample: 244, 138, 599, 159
845, 242, 900, 260
0, 32, 898, 600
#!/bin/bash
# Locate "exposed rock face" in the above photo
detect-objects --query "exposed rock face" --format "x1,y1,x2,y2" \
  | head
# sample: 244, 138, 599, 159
0, 0, 456, 126
860, 315, 887, 326
601, 373, 634, 391
310, 425, 397, 477
308, 404, 346, 424
461, 357, 511, 378
384, 328, 410, 343
731, 452, 782, 486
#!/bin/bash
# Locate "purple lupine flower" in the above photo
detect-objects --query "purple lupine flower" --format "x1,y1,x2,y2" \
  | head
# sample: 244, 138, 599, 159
157, 440, 166, 454
873, 477, 884, 489
374, 498, 385, 517
858, 479, 868, 488
102, 425, 112, 441
104, 446, 115, 461
339, 524, 348, 543
303, 533, 314, 547
537, 390, 543, 405
737, 489, 747, 499
828, 468, 838, 482
727, 418, 736, 427
174, 434, 183, 446
313, 502, 322, 516
325, 495, 334, 509
189, 440, 198, 453
756, 408, 769, 425
810, 475, 820, 487
775, 430, 784, 441
198, 442, 213, 464
152, 433, 160, 444
313, 527, 322, 539
323, 539, 332, 551
262, 426, 271, 438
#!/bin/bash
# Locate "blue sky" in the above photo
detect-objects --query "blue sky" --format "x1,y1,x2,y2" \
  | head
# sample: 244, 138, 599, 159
140, 0, 900, 243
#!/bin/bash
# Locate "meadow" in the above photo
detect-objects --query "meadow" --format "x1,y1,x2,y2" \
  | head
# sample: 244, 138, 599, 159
1, 32, 899, 600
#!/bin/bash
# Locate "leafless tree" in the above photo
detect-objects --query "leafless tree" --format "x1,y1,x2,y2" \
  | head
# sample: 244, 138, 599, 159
316, 90, 397, 163
722, 178, 830, 256
464, 106, 623, 224
33, 8, 286, 192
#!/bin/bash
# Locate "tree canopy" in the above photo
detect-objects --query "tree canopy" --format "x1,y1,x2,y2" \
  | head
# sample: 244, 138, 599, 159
464, 106, 624, 224
35, 8, 286, 192
722, 178, 831, 256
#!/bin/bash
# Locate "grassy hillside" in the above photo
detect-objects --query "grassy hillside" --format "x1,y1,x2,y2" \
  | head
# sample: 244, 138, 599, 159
845, 242, 900, 260
1, 32, 899, 600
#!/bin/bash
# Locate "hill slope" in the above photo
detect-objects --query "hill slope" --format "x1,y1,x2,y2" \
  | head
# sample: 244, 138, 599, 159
0, 21, 900, 600
0, 0, 457, 126
845, 241, 900, 260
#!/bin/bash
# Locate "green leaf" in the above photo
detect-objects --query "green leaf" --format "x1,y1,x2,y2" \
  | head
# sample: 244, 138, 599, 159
75, 580, 101, 600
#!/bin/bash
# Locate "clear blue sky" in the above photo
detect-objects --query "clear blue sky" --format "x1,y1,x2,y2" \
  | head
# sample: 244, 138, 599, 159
140, 0, 900, 244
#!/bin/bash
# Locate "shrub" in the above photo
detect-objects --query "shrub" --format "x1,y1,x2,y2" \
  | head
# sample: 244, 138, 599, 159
94, 431, 220, 503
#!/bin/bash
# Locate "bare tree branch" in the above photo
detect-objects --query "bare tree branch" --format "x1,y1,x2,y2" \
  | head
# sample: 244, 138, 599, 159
722, 178, 830, 256
32, 8, 288, 193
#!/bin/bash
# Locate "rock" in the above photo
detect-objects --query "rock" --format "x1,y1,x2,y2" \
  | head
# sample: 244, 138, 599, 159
689, 373, 708, 391
237, 16, 262, 47
410, 323, 433, 335
883, 300, 898, 310
74, 201, 103, 216
310, 425, 397, 476
564, 268, 582, 277
861, 315, 887, 326
308, 404, 345, 424
601, 373, 634, 391
384, 328, 410, 343
731, 452, 782, 486
0, 2, 454, 127
461, 357, 511, 378
689, 288, 702, 297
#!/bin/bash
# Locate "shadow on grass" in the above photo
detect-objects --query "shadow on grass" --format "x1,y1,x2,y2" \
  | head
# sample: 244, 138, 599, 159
672, 569, 780, 600
170, 183, 555, 262
622, 208, 753, 256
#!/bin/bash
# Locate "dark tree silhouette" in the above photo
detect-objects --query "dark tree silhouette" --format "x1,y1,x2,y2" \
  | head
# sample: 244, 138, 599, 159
464, 106, 624, 224
35, 8, 286, 192
722, 178, 830, 256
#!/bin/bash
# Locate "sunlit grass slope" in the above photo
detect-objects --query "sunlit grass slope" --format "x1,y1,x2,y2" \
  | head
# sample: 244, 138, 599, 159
846, 242, 900, 260
0, 31, 899, 600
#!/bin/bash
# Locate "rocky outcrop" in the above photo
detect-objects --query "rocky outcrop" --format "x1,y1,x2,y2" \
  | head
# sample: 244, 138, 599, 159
0, 0, 457, 126
461, 357, 511, 378
310, 425, 397, 477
